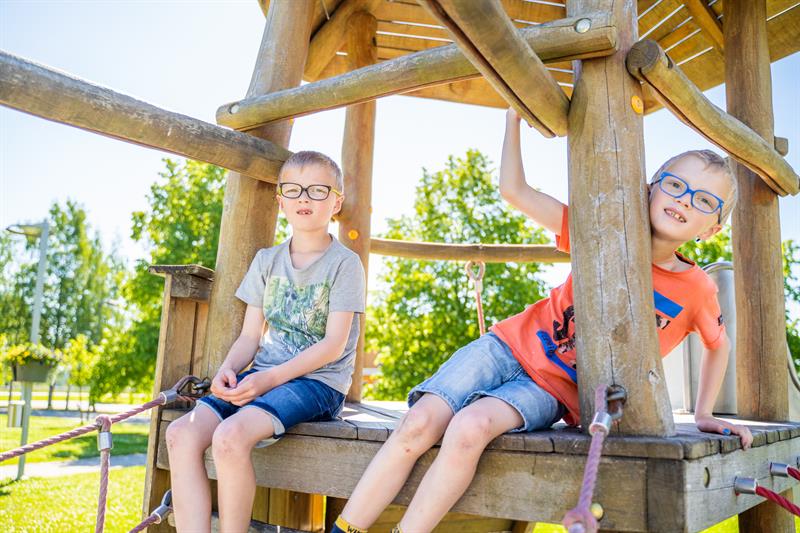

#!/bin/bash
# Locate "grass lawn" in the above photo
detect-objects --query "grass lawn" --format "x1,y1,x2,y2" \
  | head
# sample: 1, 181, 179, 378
0, 466, 147, 532
0, 415, 149, 465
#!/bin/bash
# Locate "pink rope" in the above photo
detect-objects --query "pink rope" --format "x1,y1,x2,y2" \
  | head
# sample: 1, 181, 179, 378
787, 465, 800, 482
562, 385, 612, 533
128, 514, 160, 533
755, 485, 800, 517
95, 415, 112, 533
0, 396, 166, 463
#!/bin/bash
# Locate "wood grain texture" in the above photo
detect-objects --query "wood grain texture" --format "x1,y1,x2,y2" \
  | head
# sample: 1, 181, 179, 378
626, 39, 799, 195
0, 51, 289, 184
369, 238, 570, 263
414, 0, 569, 136
567, 0, 674, 436
216, 13, 615, 130
725, 1, 793, 530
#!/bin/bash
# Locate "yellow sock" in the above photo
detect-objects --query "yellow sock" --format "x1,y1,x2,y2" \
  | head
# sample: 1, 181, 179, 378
334, 516, 368, 533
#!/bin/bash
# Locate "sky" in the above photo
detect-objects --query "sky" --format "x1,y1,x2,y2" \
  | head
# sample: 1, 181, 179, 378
1, 1, 799, 297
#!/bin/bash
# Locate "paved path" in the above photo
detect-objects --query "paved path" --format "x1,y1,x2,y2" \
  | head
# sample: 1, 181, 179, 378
0, 452, 147, 480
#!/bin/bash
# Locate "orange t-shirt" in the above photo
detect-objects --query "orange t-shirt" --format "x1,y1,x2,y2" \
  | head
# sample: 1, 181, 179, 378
490, 205, 726, 426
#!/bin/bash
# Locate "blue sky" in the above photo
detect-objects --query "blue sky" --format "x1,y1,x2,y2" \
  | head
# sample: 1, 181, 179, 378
1, 1, 798, 296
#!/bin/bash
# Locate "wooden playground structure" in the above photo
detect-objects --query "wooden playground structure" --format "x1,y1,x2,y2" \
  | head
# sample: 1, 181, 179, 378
2, 0, 800, 531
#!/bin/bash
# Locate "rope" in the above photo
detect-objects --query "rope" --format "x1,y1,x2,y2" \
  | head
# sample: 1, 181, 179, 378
465, 261, 486, 336
754, 485, 800, 517
129, 489, 172, 533
788, 465, 800, 482
0, 395, 167, 463
129, 514, 160, 533
95, 415, 112, 533
562, 384, 617, 533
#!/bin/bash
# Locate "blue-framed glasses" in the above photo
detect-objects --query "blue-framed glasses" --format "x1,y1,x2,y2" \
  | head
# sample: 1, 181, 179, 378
653, 172, 725, 223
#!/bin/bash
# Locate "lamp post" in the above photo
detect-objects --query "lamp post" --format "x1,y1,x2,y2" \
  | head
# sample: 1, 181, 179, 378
6, 221, 49, 480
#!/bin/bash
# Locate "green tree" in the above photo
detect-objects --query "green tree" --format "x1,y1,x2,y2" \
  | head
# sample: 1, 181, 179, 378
678, 228, 800, 373
94, 158, 289, 401
62, 334, 98, 410
1, 201, 123, 406
365, 150, 551, 400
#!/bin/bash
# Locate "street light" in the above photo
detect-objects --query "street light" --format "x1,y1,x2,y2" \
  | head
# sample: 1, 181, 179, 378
6, 221, 50, 480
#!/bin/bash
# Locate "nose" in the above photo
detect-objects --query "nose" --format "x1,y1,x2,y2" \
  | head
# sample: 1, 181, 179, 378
674, 191, 692, 209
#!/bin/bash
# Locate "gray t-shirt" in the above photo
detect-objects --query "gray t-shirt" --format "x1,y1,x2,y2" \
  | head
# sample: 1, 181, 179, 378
235, 236, 366, 394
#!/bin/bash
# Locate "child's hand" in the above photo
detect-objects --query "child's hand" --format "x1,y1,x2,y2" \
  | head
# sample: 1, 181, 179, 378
210, 368, 237, 397
695, 414, 753, 450
224, 370, 275, 406
506, 107, 521, 124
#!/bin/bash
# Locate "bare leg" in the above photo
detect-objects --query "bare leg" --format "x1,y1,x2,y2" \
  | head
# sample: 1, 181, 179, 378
400, 397, 523, 532
340, 394, 454, 529
212, 407, 276, 533
165, 404, 221, 533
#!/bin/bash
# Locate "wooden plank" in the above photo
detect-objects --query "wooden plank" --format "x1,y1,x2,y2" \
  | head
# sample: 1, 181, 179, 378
149, 264, 215, 280
626, 39, 799, 195
156, 429, 650, 529
0, 51, 290, 184
567, 0, 674, 436
683, 0, 724, 51
141, 277, 200, 532
419, 0, 569, 137
304, 0, 382, 81
370, 238, 570, 263
339, 11, 377, 403
684, 438, 800, 531
216, 13, 615, 129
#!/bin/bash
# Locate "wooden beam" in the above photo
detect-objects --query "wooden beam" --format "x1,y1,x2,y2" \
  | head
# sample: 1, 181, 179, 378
567, 0, 674, 436
369, 238, 570, 263
0, 50, 289, 184
418, 0, 569, 137
626, 39, 799, 196
303, 0, 381, 81
683, 0, 724, 52
217, 13, 615, 130
339, 10, 377, 404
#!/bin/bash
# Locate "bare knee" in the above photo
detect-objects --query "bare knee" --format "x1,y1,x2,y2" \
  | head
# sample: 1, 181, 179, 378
211, 422, 250, 461
442, 411, 494, 455
166, 416, 209, 456
392, 405, 445, 454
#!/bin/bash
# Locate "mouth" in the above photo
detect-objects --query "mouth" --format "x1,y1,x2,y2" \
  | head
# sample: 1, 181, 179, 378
296, 208, 313, 216
664, 208, 686, 223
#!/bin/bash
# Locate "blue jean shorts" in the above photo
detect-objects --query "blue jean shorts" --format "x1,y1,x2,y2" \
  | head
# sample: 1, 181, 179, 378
408, 332, 565, 432
198, 368, 345, 439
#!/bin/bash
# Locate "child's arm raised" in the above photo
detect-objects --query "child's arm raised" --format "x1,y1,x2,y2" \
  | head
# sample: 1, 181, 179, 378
499, 108, 564, 234
694, 334, 753, 449
210, 304, 264, 397
222, 311, 354, 406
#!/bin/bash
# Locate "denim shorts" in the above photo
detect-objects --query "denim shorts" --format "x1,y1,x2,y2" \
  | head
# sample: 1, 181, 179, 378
198, 369, 345, 441
408, 332, 565, 432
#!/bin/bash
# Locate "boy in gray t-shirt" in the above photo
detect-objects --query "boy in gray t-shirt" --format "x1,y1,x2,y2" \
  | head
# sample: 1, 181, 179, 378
166, 151, 366, 532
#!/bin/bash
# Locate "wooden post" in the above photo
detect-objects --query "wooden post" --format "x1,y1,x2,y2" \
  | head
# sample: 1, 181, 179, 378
725, 1, 793, 531
567, 0, 674, 436
201, 1, 323, 530
339, 10, 377, 403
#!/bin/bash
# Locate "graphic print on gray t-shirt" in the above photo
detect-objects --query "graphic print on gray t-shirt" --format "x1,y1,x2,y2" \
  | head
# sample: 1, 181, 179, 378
235, 236, 366, 394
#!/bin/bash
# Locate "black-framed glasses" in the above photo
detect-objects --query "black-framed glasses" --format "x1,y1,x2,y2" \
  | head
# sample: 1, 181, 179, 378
278, 182, 341, 201
654, 172, 725, 223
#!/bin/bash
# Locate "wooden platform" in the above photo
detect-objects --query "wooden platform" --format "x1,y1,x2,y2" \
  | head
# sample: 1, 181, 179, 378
155, 401, 800, 532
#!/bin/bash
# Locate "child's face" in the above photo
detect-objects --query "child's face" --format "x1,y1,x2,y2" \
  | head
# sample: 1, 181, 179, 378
648, 155, 732, 245
277, 164, 343, 233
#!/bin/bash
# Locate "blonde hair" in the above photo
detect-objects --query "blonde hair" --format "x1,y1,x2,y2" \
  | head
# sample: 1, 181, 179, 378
279, 150, 344, 192
649, 149, 738, 224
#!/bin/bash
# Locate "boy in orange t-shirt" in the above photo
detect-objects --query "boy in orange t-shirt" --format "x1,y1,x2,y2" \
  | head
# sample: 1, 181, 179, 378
331, 110, 753, 533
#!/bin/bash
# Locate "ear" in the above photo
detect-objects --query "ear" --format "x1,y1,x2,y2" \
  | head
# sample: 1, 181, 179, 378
276, 194, 285, 210
696, 222, 722, 242
332, 194, 344, 216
